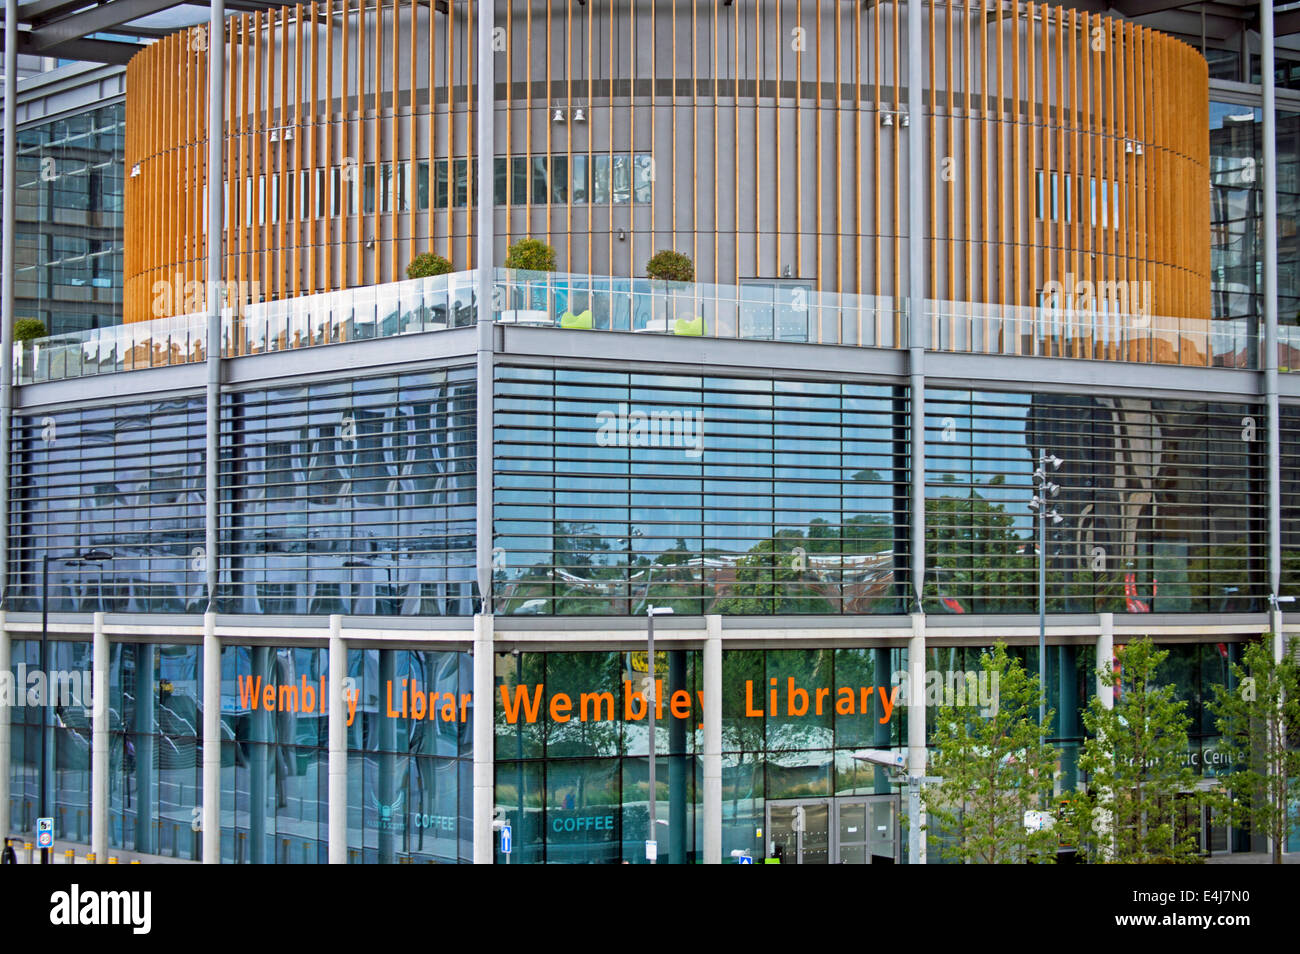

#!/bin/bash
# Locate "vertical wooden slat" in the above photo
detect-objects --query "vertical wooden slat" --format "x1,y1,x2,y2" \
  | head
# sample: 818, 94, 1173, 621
873, 0, 881, 341
324, 1, 333, 292
427, 0, 436, 260
291, 4, 302, 301
1011, 0, 1022, 355
693, 0, 700, 275
996, 0, 1006, 350
1068, 7, 1079, 357
713, 0, 720, 282
253, 11, 263, 303
963, 0, 972, 347
565, 0, 573, 272
946, 0, 954, 331
372, 0, 382, 283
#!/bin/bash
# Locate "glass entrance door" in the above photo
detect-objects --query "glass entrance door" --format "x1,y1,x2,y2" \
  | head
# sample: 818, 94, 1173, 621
766, 796, 897, 864
835, 795, 898, 864
765, 799, 830, 864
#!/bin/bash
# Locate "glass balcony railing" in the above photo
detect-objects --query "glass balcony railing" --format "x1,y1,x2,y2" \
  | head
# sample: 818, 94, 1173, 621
11, 267, 1264, 385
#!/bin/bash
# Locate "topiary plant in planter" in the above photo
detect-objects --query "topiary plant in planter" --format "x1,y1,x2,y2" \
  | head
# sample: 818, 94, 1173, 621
406, 252, 452, 279
504, 239, 556, 272
14, 318, 48, 342
645, 249, 694, 283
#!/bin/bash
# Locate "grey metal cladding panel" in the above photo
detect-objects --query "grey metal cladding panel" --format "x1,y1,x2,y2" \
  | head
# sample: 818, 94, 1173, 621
15, 328, 479, 411
222, 327, 478, 389
499, 325, 1264, 399
16, 363, 205, 412
497, 325, 911, 380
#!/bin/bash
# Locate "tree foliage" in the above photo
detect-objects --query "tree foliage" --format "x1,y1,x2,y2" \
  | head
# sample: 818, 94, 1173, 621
1209, 636, 1300, 863
405, 252, 452, 279
923, 642, 1060, 863
504, 239, 557, 272
14, 318, 47, 342
1073, 638, 1207, 863
645, 249, 695, 283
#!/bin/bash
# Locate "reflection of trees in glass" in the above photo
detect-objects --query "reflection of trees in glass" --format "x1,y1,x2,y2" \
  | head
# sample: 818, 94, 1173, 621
923, 475, 1037, 614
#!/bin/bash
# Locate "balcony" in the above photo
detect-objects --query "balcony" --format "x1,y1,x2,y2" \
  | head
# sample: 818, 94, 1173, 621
13, 268, 1259, 385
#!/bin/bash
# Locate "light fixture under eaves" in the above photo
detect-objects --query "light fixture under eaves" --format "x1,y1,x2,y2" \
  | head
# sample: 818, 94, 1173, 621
573, 107, 586, 123
552, 108, 565, 123
881, 112, 893, 127
900, 114, 910, 127
130, 163, 141, 178
1125, 140, 1134, 154
1135, 143, 1144, 156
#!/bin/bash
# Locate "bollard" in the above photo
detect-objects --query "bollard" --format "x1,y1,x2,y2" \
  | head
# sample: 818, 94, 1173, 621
23, 842, 33, 864
237, 831, 246, 865
130, 859, 141, 865
63, 849, 74, 864
281, 838, 290, 864
86, 852, 96, 865
107, 856, 118, 864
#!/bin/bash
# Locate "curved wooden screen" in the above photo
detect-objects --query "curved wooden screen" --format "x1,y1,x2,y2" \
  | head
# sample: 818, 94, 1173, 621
124, 0, 1210, 360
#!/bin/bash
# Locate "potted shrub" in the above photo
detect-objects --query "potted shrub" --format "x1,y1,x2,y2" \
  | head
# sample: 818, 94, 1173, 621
405, 252, 452, 279
504, 239, 556, 272
14, 317, 48, 342
14, 318, 47, 381
644, 250, 701, 335
645, 249, 694, 283
504, 240, 557, 319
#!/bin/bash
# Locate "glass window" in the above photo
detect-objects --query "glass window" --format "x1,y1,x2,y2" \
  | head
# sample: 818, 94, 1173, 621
572, 155, 590, 203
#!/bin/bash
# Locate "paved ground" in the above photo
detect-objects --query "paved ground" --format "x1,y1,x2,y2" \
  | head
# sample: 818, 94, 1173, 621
1205, 851, 1298, 864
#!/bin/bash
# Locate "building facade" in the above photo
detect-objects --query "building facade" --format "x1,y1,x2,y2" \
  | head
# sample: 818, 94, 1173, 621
3, 0, 1300, 865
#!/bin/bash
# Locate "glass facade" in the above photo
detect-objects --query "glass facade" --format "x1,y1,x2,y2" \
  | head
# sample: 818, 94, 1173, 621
219, 646, 472, 864
493, 367, 1269, 617
9, 102, 125, 337
925, 391, 1267, 615
493, 367, 908, 616
8, 396, 206, 614
220, 367, 477, 615
6, 639, 94, 846
5, 368, 476, 616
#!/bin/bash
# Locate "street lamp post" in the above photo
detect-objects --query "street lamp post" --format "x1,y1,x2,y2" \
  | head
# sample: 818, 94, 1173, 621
1028, 453, 1063, 735
40, 548, 112, 863
646, 605, 673, 864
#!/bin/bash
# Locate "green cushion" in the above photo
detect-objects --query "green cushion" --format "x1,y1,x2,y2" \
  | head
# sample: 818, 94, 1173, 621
560, 309, 593, 330
673, 316, 704, 336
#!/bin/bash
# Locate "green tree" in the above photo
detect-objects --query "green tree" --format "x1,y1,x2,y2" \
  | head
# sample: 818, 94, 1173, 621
406, 252, 452, 279
923, 642, 1060, 863
644, 249, 694, 283
1075, 638, 1206, 863
14, 318, 47, 342
504, 239, 556, 272
1209, 637, 1300, 863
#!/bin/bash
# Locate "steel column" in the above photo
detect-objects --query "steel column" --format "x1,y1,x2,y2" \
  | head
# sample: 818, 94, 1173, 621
205, 0, 226, 608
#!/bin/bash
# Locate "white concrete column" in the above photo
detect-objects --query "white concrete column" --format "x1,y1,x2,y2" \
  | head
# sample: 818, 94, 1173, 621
703, 615, 723, 864
1271, 609, 1284, 665
0, 611, 10, 841
202, 612, 220, 863
1097, 613, 1115, 709
328, 615, 346, 864
907, 612, 927, 865
473, 613, 494, 863
91, 613, 108, 864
